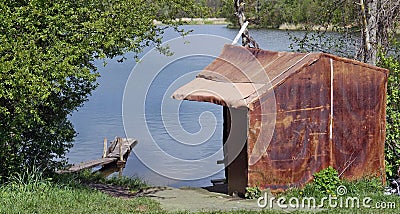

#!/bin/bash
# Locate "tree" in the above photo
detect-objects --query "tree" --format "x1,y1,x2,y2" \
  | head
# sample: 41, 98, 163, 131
220, 0, 237, 24
0, 0, 202, 180
288, 0, 399, 65
357, 0, 399, 65
234, 0, 259, 48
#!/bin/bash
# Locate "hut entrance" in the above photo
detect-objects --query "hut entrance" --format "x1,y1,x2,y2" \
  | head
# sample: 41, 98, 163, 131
222, 107, 248, 196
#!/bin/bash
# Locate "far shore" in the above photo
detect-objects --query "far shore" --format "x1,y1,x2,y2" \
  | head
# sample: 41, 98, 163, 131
153, 18, 230, 25
154, 18, 340, 31
153, 18, 312, 31
154, 18, 400, 34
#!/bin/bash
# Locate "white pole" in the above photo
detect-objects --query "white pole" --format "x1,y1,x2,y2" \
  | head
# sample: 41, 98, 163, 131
330, 59, 334, 140
232, 21, 249, 45
102, 138, 107, 158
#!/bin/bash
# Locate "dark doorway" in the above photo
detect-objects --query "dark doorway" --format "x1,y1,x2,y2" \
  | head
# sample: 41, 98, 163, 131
223, 107, 248, 196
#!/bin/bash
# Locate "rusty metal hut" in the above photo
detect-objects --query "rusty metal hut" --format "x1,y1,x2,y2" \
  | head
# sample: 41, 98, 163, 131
172, 44, 388, 195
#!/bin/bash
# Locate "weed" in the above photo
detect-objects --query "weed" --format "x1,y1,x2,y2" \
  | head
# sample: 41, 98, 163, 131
245, 186, 262, 199
312, 166, 341, 195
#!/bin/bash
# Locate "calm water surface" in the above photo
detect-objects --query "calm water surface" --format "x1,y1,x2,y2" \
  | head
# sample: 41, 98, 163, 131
68, 25, 307, 187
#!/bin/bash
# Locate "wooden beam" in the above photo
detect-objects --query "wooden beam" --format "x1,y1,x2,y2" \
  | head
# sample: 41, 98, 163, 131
56, 138, 137, 174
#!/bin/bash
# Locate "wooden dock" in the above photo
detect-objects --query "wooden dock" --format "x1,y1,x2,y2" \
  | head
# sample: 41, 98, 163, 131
57, 137, 137, 174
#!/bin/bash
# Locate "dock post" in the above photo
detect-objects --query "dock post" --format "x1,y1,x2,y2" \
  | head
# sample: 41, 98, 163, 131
119, 137, 123, 161
102, 138, 107, 158
119, 167, 123, 177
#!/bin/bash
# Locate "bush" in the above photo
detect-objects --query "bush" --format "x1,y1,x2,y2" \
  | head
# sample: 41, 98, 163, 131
312, 166, 341, 195
379, 55, 400, 178
0, 0, 202, 181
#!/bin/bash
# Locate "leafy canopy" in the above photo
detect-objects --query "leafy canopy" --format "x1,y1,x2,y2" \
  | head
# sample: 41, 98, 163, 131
0, 0, 202, 180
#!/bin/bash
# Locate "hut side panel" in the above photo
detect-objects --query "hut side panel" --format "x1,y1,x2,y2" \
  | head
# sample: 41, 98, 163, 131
331, 58, 387, 181
248, 59, 332, 190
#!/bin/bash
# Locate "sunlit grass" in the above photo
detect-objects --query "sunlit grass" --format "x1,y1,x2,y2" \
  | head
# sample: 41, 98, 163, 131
275, 178, 400, 214
0, 180, 162, 213
0, 169, 158, 214
1, 168, 399, 214
70, 169, 148, 190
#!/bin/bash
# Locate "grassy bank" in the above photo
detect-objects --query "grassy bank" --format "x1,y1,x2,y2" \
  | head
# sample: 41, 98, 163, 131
0, 181, 162, 213
1, 169, 399, 213
0, 170, 162, 214
279, 178, 400, 213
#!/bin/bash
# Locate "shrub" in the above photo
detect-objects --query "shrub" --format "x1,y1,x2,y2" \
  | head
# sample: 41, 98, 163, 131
245, 186, 261, 199
312, 166, 341, 195
379, 54, 400, 178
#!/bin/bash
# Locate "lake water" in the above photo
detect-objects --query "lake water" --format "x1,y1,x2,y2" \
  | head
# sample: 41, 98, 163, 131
68, 25, 308, 187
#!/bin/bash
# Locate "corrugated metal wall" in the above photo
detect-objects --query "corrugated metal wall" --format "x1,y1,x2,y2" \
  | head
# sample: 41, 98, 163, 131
247, 56, 387, 192
331, 56, 387, 181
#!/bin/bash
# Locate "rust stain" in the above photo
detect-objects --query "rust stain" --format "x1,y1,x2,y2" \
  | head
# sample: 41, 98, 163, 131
309, 133, 328, 135
282, 105, 328, 113
280, 115, 293, 129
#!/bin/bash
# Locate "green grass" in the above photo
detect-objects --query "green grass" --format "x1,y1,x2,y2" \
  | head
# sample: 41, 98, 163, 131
0, 169, 160, 214
272, 178, 400, 213
0, 179, 162, 213
187, 178, 400, 214
71, 169, 148, 190
1, 168, 399, 214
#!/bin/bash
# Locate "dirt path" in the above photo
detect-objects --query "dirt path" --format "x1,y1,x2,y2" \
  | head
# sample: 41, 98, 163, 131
137, 186, 265, 212
88, 183, 318, 213
88, 183, 291, 212
88, 183, 135, 199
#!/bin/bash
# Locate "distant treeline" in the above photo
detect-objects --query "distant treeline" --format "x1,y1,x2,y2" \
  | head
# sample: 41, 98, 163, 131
194, 0, 359, 28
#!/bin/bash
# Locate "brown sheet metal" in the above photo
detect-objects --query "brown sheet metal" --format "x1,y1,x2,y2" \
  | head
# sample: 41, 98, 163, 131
171, 78, 264, 108
331, 57, 387, 180
172, 44, 321, 108
197, 45, 321, 85
247, 55, 387, 191
248, 60, 331, 190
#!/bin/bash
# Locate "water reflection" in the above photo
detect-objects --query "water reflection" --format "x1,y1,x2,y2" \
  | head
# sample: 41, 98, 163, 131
68, 25, 305, 187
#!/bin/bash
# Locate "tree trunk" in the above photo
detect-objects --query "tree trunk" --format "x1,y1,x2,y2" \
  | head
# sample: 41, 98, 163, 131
234, 0, 259, 49
359, 0, 399, 65
360, 0, 375, 65
367, 0, 378, 65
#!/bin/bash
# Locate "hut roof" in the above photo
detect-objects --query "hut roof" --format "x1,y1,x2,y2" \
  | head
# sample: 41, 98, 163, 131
172, 44, 387, 109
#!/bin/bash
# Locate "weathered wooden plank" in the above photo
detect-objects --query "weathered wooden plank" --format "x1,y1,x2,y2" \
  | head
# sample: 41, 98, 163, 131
106, 138, 137, 158
56, 138, 137, 174
58, 158, 117, 173
107, 139, 118, 155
